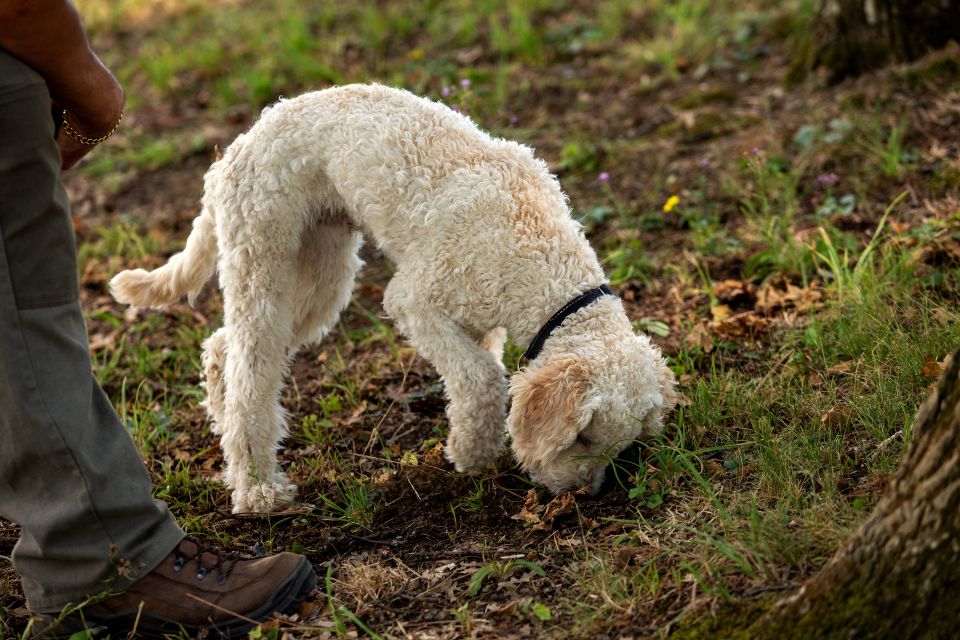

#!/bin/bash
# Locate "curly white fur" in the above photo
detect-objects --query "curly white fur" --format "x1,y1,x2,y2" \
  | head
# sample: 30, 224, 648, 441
110, 84, 676, 513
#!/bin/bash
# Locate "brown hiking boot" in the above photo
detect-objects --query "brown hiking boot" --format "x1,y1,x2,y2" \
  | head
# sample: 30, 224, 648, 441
34, 537, 317, 639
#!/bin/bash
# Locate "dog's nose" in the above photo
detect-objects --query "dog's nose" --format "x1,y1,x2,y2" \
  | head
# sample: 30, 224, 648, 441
592, 441, 645, 496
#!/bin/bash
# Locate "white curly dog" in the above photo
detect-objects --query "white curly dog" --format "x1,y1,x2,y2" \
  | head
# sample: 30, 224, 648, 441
111, 84, 676, 513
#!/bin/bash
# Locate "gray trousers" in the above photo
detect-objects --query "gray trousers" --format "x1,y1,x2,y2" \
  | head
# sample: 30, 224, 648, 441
0, 49, 183, 613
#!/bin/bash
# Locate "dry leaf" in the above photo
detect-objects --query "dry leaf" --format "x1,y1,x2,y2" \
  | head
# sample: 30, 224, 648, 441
921, 356, 944, 380
686, 322, 714, 353
88, 331, 118, 352
826, 361, 853, 375
511, 488, 543, 526
359, 282, 385, 297
713, 279, 756, 304
709, 310, 770, 340
342, 401, 368, 427
514, 489, 588, 531
756, 280, 823, 314
539, 491, 576, 527
710, 304, 731, 322
423, 442, 444, 467
888, 220, 910, 234
820, 406, 851, 428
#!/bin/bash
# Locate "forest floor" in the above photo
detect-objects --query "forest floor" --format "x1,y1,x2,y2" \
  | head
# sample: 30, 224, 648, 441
3, 1, 960, 638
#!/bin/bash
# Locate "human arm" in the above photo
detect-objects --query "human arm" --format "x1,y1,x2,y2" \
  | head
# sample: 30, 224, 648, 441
0, 0, 124, 169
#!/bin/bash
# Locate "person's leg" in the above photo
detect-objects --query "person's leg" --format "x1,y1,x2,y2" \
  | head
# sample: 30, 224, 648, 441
0, 48, 183, 614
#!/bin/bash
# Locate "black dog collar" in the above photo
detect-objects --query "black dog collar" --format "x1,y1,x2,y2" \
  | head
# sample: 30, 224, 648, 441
523, 284, 615, 362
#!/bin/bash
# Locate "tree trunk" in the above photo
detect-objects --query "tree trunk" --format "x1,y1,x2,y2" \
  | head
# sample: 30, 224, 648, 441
749, 349, 960, 639
792, 0, 960, 83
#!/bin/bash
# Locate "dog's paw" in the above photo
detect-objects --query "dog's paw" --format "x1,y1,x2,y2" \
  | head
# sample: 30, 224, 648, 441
270, 472, 299, 502
231, 474, 299, 514
444, 430, 503, 475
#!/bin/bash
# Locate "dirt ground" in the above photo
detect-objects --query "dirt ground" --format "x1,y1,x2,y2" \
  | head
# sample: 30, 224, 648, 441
2, 7, 960, 638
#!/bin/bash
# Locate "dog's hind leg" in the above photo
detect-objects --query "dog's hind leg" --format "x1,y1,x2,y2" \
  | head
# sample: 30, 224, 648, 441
384, 272, 507, 474
217, 234, 302, 513
200, 327, 228, 435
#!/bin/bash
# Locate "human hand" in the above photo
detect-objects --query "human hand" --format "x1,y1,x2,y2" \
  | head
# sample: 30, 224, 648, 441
0, 1, 126, 170
54, 65, 124, 170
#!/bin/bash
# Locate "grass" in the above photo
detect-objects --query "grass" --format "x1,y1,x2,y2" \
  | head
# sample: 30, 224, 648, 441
558, 229, 960, 631
2, 0, 959, 637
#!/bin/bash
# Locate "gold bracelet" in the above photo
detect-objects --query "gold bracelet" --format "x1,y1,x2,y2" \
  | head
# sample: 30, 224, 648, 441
61, 109, 123, 146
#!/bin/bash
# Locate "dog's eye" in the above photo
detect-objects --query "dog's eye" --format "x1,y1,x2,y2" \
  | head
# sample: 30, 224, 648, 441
576, 434, 594, 448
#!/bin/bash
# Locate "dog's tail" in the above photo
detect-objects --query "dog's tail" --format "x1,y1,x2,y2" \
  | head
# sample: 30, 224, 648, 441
110, 204, 218, 309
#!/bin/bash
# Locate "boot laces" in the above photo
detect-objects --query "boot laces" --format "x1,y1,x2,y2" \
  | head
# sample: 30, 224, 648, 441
171, 536, 241, 585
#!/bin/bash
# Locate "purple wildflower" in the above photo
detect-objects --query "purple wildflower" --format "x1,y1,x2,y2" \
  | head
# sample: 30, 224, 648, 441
441, 86, 452, 98
460, 78, 471, 88
598, 172, 610, 182
817, 172, 839, 186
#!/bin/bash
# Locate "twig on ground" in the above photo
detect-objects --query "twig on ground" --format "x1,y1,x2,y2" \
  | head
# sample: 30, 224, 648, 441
184, 592, 262, 626
869, 429, 903, 459
744, 582, 801, 597
364, 349, 415, 455
756, 349, 794, 389
336, 530, 400, 548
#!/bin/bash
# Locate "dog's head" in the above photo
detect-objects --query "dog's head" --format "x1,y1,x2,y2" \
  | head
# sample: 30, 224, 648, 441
507, 334, 676, 494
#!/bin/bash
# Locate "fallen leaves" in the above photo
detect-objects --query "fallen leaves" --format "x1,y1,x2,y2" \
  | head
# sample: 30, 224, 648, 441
676, 277, 827, 354
713, 279, 756, 305
710, 303, 731, 322
511, 488, 585, 531
709, 309, 771, 342
755, 279, 824, 314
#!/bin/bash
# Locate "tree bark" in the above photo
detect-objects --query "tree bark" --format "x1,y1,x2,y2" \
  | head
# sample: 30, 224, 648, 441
793, 0, 960, 83
750, 349, 960, 638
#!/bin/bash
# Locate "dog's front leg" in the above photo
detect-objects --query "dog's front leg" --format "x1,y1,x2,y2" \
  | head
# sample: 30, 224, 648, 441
442, 362, 508, 473
385, 284, 507, 473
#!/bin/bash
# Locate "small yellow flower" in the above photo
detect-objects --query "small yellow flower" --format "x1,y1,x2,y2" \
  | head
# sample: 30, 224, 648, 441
663, 195, 680, 212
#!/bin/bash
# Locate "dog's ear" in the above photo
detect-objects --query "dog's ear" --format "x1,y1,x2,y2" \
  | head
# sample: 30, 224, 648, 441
508, 356, 597, 471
